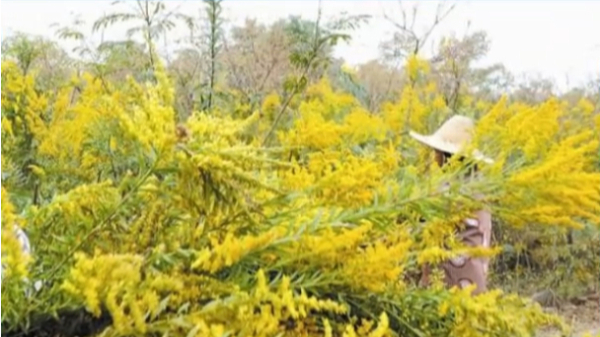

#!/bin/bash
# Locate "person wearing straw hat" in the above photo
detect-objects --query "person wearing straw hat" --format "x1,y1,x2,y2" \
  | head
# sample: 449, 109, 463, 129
410, 114, 493, 296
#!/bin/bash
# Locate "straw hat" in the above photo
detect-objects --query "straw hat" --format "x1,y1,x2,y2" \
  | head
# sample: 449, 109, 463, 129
409, 115, 493, 164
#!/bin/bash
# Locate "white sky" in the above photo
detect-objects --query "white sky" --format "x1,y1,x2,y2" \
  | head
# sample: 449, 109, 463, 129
1, 1, 599, 91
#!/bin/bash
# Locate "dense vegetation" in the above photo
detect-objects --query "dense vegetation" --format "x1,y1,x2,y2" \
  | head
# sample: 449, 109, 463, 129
1, 1, 599, 336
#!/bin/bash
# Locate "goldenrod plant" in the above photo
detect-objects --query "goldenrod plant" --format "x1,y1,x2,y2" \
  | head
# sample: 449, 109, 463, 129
4, 49, 596, 336
1, 6, 598, 335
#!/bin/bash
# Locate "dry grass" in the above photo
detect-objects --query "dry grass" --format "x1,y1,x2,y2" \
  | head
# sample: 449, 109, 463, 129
537, 295, 600, 337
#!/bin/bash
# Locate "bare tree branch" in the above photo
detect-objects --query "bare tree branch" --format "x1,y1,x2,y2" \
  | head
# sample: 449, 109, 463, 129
382, 1, 457, 58
421, 2, 456, 50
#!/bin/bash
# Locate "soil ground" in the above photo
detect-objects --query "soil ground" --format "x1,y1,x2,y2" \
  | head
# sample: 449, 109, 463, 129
537, 297, 599, 337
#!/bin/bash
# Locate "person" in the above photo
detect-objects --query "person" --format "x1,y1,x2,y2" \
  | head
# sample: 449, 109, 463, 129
409, 114, 493, 296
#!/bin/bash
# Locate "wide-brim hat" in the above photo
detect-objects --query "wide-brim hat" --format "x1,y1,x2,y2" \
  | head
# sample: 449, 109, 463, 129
409, 115, 494, 164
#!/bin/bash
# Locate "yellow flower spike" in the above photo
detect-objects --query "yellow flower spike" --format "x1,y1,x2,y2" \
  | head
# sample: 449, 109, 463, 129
1, 188, 31, 280
129, 298, 147, 333
209, 324, 225, 337
279, 275, 291, 294
323, 319, 333, 337
368, 312, 389, 337
343, 325, 358, 337
255, 269, 269, 297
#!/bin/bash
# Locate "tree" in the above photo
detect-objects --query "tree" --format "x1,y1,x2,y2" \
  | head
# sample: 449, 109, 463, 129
378, 0, 456, 99
1, 32, 74, 90
430, 30, 493, 109
54, 14, 151, 88
202, 0, 223, 111
261, 6, 370, 145
468, 63, 514, 102
355, 60, 405, 111
380, 1, 456, 62
168, 48, 203, 118
172, 0, 224, 114
221, 18, 308, 106
98, 40, 151, 82
93, 0, 191, 73
511, 73, 556, 104
585, 74, 600, 106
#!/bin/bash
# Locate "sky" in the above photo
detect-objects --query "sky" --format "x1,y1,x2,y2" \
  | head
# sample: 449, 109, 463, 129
1, 0, 599, 91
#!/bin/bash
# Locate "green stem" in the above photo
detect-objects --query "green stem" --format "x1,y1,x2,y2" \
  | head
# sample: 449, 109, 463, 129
45, 161, 158, 281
